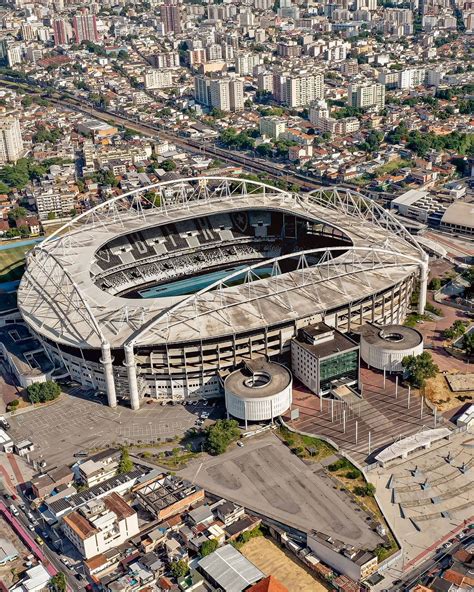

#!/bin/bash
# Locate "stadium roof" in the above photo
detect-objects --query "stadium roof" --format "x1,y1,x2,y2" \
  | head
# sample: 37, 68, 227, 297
17, 179, 424, 350
441, 201, 474, 229
375, 428, 451, 465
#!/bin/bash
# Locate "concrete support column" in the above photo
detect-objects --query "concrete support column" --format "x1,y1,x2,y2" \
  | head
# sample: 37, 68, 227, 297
418, 254, 429, 315
101, 342, 117, 408
124, 343, 140, 411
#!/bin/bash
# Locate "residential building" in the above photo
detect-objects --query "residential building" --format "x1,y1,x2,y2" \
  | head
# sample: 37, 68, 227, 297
61, 492, 139, 559
144, 69, 173, 90
259, 117, 286, 140
151, 51, 180, 69
307, 532, 378, 582
30, 465, 74, 500
195, 76, 244, 112
161, 0, 182, 34
53, 18, 72, 46
348, 82, 385, 109
78, 449, 121, 488
0, 118, 24, 164
274, 72, 325, 107
72, 12, 99, 44
34, 189, 75, 221
309, 100, 360, 135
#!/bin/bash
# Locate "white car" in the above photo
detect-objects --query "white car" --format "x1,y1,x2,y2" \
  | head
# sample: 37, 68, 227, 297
443, 541, 453, 549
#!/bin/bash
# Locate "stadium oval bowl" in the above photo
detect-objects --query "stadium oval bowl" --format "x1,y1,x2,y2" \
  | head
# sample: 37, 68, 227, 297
17, 177, 428, 408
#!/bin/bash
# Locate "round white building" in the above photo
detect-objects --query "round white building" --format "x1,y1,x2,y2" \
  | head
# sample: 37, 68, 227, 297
360, 324, 423, 372
224, 360, 292, 426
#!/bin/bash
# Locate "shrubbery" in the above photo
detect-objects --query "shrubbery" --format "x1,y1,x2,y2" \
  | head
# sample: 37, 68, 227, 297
204, 419, 240, 455
27, 380, 61, 404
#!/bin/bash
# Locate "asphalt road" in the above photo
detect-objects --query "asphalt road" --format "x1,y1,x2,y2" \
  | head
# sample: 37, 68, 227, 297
395, 533, 473, 591
1, 493, 83, 591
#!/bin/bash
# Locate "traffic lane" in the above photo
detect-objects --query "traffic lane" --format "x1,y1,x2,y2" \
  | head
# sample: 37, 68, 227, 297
1, 494, 83, 591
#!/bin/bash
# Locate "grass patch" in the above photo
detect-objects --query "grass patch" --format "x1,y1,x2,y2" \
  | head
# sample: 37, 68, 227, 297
404, 313, 429, 327
277, 426, 335, 461
0, 244, 32, 283
373, 158, 411, 177
232, 526, 264, 550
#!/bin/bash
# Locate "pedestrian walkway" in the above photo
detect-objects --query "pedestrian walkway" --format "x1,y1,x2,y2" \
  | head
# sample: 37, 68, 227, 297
285, 367, 440, 465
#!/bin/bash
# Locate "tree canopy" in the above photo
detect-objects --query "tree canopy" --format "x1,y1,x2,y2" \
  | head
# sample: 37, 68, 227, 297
117, 447, 134, 474
402, 352, 438, 388
200, 539, 219, 557
462, 332, 474, 356
205, 419, 240, 455
170, 559, 189, 579
48, 573, 67, 592
27, 380, 61, 404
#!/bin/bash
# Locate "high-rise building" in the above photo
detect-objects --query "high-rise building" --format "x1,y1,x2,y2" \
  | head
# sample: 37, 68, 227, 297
53, 18, 71, 46
21, 23, 35, 41
6, 43, 23, 67
144, 69, 173, 90
209, 78, 244, 112
235, 52, 261, 75
194, 76, 244, 112
348, 82, 385, 109
0, 118, 24, 164
274, 73, 325, 108
161, 0, 182, 34
72, 12, 98, 44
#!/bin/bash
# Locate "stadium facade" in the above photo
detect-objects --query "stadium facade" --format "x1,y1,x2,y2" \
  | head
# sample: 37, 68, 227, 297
17, 177, 428, 410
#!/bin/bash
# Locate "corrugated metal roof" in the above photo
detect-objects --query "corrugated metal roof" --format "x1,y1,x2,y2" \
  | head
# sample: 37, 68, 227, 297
198, 544, 264, 592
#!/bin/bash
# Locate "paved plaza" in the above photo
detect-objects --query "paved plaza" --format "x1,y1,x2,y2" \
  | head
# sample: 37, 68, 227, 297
7, 391, 220, 467
285, 366, 441, 465
179, 433, 383, 549
368, 430, 474, 591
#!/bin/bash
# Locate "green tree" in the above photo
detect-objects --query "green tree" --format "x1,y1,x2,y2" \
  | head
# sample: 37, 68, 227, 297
256, 143, 273, 157
462, 332, 474, 356
49, 573, 67, 592
8, 207, 27, 221
444, 320, 467, 340
170, 559, 189, 579
161, 159, 176, 172
27, 380, 61, 404
205, 419, 240, 455
428, 277, 441, 291
200, 539, 219, 557
47, 211, 57, 220
402, 352, 438, 388
117, 447, 134, 474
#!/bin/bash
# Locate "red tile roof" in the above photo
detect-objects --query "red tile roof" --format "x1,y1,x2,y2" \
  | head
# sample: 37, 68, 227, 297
247, 575, 289, 592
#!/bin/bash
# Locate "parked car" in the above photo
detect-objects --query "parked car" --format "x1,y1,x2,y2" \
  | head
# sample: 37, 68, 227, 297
9, 505, 19, 517
443, 541, 453, 549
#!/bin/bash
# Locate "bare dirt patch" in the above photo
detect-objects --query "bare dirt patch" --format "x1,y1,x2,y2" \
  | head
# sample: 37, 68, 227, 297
425, 373, 473, 412
240, 536, 330, 592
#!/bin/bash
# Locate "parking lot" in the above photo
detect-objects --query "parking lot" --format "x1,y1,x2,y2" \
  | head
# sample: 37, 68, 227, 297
179, 432, 384, 549
7, 390, 223, 468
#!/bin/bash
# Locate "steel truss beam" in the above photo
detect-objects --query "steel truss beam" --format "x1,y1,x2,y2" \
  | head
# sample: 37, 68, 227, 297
127, 246, 423, 347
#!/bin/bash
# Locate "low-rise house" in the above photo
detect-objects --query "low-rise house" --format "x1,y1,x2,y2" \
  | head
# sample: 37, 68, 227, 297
78, 449, 121, 488
214, 501, 245, 526
30, 465, 74, 500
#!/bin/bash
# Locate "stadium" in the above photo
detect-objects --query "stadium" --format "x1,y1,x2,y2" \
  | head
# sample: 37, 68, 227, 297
17, 177, 428, 410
